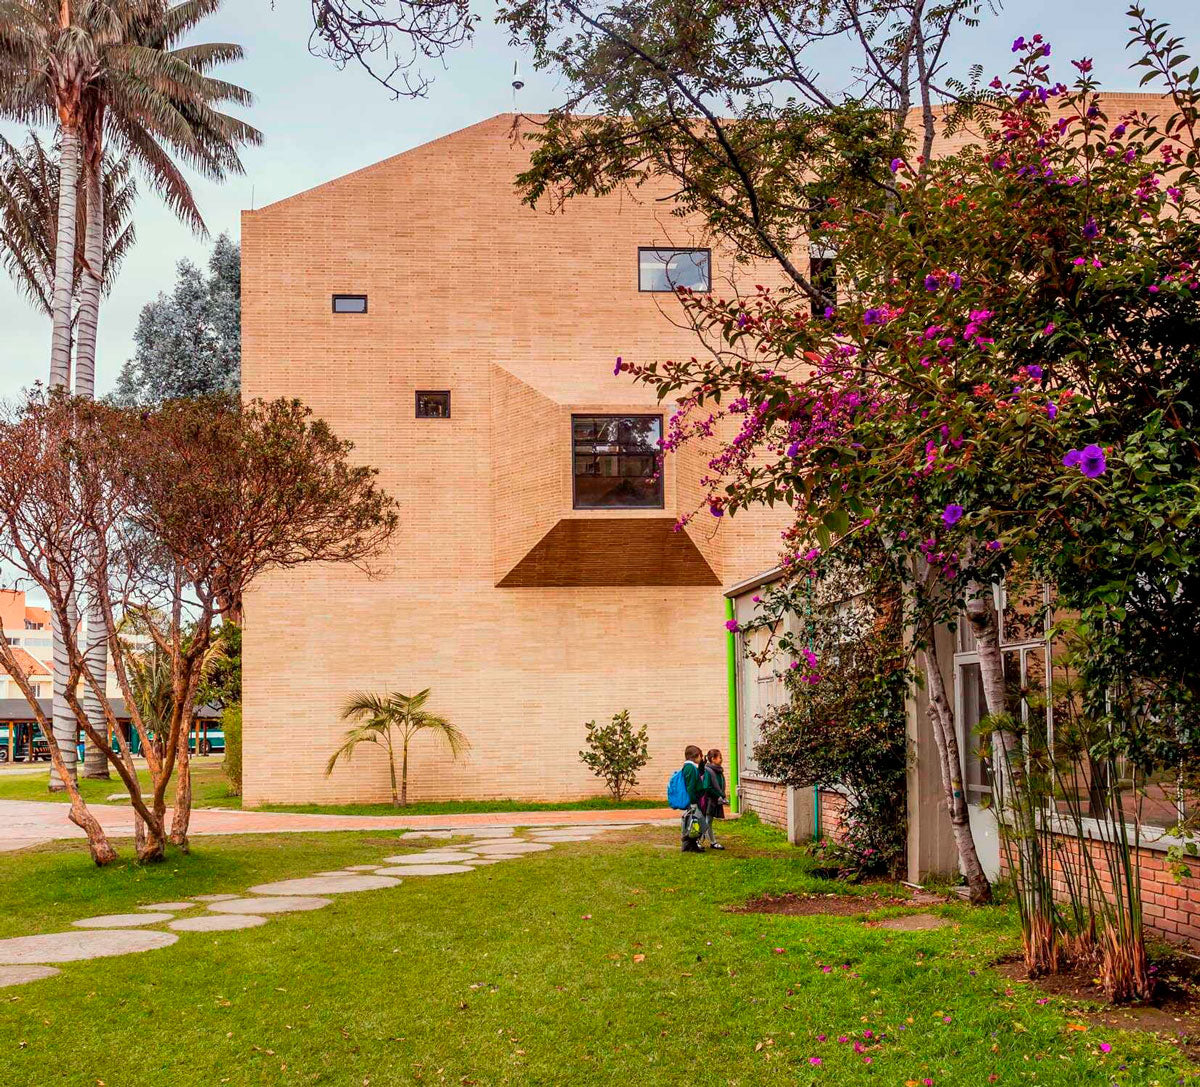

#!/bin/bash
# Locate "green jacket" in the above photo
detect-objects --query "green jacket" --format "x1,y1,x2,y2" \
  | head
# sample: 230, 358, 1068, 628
682, 761, 702, 805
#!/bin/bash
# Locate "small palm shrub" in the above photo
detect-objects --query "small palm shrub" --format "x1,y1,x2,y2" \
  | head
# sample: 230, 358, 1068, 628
579, 710, 650, 802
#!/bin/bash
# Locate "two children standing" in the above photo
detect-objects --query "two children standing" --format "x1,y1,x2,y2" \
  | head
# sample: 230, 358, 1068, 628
677, 745, 728, 853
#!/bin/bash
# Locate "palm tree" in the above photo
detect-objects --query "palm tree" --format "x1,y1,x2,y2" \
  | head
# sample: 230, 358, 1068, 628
0, 0, 260, 787
0, 130, 135, 316
327, 690, 471, 808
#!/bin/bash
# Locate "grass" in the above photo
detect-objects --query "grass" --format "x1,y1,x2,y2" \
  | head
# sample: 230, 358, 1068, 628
0, 759, 237, 809
0, 819, 1191, 1086
252, 795, 667, 816
0, 764, 665, 816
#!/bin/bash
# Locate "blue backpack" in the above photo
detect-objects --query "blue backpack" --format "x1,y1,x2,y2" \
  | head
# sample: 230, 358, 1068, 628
667, 766, 690, 810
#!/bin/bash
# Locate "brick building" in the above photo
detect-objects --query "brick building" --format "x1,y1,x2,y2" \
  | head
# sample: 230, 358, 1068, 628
240, 114, 788, 807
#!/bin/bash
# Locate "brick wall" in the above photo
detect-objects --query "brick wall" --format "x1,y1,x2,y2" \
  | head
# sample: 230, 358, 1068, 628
819, 790, 848, 841
740, 776, 788, 830
240, 114, 791, 806
1001, 832, 1199, 951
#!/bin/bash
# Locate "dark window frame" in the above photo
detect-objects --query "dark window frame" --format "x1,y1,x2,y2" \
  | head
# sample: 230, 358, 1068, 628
332, 293, 368, 314
415, 390, 452, 419
571, 412, 665, 510
637, 247, 712, 294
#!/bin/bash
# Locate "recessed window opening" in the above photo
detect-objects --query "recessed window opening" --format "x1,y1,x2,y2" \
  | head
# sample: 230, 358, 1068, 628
638, 248, 711, 293
332, 294, 368, 314
416, 391, 451, 418
572, 414, 664, 509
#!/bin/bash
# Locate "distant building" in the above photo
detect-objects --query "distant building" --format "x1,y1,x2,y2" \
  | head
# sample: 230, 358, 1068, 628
0, 590, 51, 699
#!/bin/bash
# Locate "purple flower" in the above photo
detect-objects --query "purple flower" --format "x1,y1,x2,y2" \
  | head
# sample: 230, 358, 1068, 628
787, 442, 800, 457
924, 274, 940, 291
1083, 216, 1099, 239
737, 313, 749, 328
1046, 402, 1058, 419
890, 157, 904, 174
1012, 36, 1026, 51
1080, 443, 1107, 478
613, 356, 624, 375
942, 503, 964, 526
1062, 449, 1082, 468
823, 306, 835, 319
949, 273, 963, 290
1042, 43, 1051, 56
1026, 364, 1043, 379
987, 539, 1002, 551
725, 619, 739, 632
863, 308, 886, 325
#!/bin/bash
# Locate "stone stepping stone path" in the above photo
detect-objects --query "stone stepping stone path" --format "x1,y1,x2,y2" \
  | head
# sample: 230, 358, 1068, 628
374, 863, 473, 876
875, 913, 949, 932
0, 820, 655, 988
470, 841, 552, 855
73, 912, 175, 929
248, 874, 401, 896
379, 851, 477, 864
0, 964, 61, 988
170, 914, 269, 932
0, 929, 177, 964
208, 896, 332, 914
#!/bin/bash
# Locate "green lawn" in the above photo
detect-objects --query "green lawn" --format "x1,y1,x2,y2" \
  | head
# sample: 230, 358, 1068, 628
0, 759, 237, 809
0, 764, 665, 816
0, 820, 1191, 1086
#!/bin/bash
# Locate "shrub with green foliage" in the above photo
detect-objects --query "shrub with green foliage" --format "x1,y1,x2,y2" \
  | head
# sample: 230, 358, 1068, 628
221, 705, 242, 798
753, 554, 909, 879
579, 710, 650, 802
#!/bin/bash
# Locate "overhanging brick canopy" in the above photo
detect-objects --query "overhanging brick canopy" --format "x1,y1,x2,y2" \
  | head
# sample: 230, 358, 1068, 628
497, 517, 719, 587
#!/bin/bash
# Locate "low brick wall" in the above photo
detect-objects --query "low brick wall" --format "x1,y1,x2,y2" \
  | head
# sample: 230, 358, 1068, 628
1001, 831, 1200, 951
819, 790, 848, 841
740, 776, 788, 830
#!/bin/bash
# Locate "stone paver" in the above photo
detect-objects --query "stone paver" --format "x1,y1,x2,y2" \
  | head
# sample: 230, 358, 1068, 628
343, 864, 384, 872
529, 835, 600, 843
470, 842, 553, 855
0, 964, 61, 987
379, 851, 477, 864
73, 913, 174, 929
374, 864, 473, 876
247, 874, 400, 896
0, 799, 674, 852
193, 893, 240, 902
140, 902, 195, 912
0, 929, 178, 964
875, 913, 949, 931
208, 896, 332, 915
170, 914, 269, 932
463, 856, 517, 866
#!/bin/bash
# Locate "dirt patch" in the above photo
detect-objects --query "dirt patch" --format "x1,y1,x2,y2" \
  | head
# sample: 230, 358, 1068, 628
730, 890, 945, 918
993, 954, 1200, 1060
869, 913, 949, 932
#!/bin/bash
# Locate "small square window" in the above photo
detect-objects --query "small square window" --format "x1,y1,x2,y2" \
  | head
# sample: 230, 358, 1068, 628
332, 294, 368, 314
416, 391, 451, 419
638, 248, 711, 293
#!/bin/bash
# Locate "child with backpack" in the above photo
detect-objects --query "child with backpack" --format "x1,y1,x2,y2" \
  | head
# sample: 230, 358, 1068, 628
699, 749, 728, 850
668, 745, 707, 852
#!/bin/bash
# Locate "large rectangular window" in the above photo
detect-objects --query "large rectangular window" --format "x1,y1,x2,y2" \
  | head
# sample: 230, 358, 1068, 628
572, 415, 663, 509
638, 248, 711, 293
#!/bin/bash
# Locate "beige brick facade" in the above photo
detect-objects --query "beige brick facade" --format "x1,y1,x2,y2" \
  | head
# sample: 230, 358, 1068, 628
240, 115, 789, 806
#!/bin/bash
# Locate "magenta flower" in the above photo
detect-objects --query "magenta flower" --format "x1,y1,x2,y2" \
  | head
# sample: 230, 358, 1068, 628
942, 503, 964, 526
725, 619, 739, 632
613, 356, 624, 375
809, 1057, 823, 1066
1043, 321, 1056, 335
817, 1034, 827, 1042
837, 1036, 849, 1044
1099, 1042, 1112, 1053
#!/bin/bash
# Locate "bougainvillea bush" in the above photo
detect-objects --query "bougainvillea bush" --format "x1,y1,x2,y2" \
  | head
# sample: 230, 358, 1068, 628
623, 9, 1200, 996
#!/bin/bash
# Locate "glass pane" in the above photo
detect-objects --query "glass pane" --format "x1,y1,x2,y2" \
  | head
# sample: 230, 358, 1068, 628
959, 662, 992, 799
332, 294, 367, 313
572, 415, 663, 508
639, 248, 711, 292
416, 391, 450, 418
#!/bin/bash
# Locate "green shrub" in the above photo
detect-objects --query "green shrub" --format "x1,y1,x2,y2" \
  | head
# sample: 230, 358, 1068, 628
221, 705, 242, 797
579, 710, 650, 802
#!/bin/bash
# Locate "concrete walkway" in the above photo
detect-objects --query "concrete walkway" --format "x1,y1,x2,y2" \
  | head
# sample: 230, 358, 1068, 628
0, 799, 676, 853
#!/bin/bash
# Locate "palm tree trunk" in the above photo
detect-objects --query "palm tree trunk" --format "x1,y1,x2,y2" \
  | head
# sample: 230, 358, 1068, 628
46, 124, 83, 791
74, 152, 110, 780
400, 735, 409, 808
386, 729, 399, 808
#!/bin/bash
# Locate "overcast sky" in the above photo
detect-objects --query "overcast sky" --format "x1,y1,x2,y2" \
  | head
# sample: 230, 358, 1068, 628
0, 0, 1195, 398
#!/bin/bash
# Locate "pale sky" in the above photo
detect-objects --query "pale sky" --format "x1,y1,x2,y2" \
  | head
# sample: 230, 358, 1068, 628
0, 0, 1196, 398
